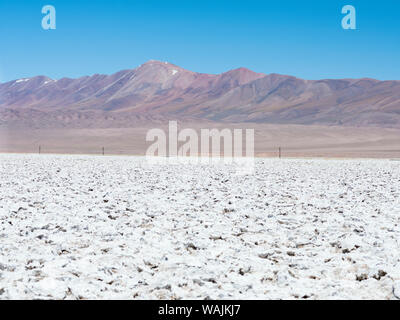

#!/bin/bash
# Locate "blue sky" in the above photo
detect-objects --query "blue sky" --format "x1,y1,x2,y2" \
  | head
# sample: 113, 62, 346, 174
0, 0, 399, 82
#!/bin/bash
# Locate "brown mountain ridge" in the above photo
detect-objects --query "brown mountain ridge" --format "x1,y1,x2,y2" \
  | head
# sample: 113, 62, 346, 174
1, 60, 400, 128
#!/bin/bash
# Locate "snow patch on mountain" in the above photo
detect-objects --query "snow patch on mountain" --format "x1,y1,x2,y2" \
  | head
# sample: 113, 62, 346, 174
15, 78, 30, 83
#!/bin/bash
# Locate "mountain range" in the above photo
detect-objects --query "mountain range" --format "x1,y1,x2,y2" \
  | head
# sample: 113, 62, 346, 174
1, 60, 400, 128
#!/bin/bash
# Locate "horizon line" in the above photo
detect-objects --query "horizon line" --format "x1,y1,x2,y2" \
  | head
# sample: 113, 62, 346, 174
1, 60, 399, 83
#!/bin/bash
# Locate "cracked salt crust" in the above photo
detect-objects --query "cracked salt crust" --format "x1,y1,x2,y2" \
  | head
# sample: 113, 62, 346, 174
0, 154, 399, 299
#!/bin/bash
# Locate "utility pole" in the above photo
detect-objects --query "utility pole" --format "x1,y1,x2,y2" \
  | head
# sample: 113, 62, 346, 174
102, 147, 105, 155
39, 145, 41, 155
279, 147, 281, 159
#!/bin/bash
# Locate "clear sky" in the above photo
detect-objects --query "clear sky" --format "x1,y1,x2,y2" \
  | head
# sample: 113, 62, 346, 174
0, 0, 399, 82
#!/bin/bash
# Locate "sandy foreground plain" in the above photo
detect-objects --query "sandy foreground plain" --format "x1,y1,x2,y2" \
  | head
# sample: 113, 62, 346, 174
1, 123, 400, 158
0, 153, 400, 299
